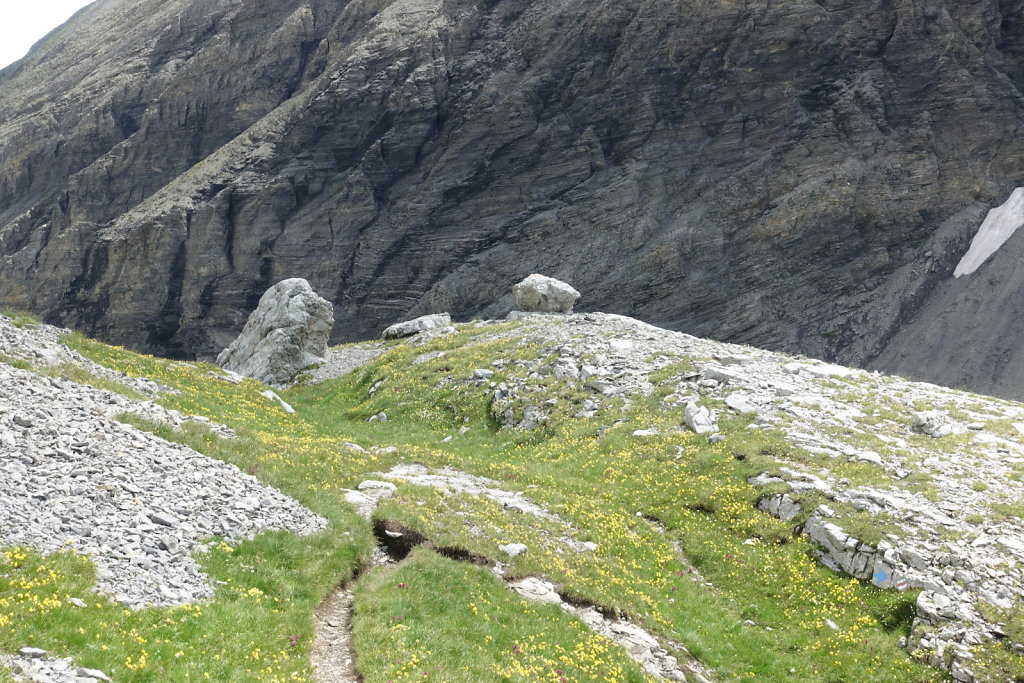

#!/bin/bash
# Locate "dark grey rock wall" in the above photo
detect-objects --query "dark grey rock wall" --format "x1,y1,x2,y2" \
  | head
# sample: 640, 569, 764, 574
2, 0, 1024, 398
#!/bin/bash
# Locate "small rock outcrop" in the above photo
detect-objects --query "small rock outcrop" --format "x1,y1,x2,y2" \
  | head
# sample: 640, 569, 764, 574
512, 275, 581, 314
758, 494, 802, 522
216, 279, 333, 386
382, 313, 452, 339
684, 402, 718, 435
913, 411, 954, 439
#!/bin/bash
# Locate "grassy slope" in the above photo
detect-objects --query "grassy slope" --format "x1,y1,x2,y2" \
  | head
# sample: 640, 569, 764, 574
2, 320, 1003, 680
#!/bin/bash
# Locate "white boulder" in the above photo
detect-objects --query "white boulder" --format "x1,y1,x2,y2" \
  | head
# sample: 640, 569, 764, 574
512, 274, 581, 313
499, 543, 529, 557
510, 577, 562, 604
216, 278, 333, 386
684, 402, 718, 434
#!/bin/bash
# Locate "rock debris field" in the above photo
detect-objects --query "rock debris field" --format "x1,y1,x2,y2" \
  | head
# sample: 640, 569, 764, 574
0, 316, 326, 611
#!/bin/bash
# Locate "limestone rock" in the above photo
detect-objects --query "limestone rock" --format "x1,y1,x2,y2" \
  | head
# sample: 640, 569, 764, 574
499, 543, 529, 557
512, 275, 581, 314
357, 480, 397, 494
3, 654, 112, 683
703, 365, 745, 385
261, 389, 296, 414
913, 411, 953, 439
748, 473, 786, 486
917, 590, 958, 621
725, 392, 759, 414
216, 279, 333, 386
758, 494, 802, 522
803, 516, 877, 580
684, 402, 718, 435
510, 577, 562, 604
382, 313, 452, 339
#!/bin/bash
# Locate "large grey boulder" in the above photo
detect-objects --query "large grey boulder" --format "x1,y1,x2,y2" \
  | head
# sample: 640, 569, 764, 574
382, 313, 452, 339
512, 275, 581, 314
216, 279, 332, 386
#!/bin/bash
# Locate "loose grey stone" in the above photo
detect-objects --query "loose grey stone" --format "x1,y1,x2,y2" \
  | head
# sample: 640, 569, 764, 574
0, 352, 326, 609
684, 402, 718, 435
913, 411, 954, 439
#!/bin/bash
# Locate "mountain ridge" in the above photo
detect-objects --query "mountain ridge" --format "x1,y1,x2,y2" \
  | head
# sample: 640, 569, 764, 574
4, 0, 1024, 399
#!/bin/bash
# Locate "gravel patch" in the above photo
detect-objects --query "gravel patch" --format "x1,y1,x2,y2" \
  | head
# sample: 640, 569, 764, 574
1, 651, 111, 682
0, 360, 326, 608
307, 345, 387, 384
312, 585, 360, 683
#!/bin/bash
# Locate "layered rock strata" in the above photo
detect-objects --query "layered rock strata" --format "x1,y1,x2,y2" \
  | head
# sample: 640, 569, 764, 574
5, 1, 1024, 399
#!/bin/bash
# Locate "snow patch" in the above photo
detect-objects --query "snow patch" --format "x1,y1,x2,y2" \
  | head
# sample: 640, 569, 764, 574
954, 187, 1024, 277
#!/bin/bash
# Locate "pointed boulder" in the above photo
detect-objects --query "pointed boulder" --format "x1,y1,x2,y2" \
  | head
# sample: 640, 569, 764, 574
217, 278, 333, 386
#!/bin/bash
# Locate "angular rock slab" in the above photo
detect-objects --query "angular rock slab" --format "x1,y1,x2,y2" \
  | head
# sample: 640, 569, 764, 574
217, 278, 333, 386
758, 493, 802, 521
512, 274, 581, 313
684, 401, 718, 434
913, 410, 953, 438
382, 313, 452, 339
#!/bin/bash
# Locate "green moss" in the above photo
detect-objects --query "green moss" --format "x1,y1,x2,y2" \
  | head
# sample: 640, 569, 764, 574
0, 352, 32, 370
647, 357, 698, 384
39, 363, 148, 401
973, 603, 1024, 681
1, 310, 42, 328
991, 500, 1024, 522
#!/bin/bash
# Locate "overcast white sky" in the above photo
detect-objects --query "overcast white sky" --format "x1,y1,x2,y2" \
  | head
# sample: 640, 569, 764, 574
0, 1, 95, 70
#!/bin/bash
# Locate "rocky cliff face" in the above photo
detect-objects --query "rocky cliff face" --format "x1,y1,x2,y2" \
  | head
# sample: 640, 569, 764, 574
3, 0, 1024, 397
